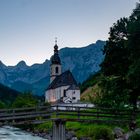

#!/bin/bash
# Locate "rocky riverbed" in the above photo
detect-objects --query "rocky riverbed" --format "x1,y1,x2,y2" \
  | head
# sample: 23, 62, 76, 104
1, 125, 140, 140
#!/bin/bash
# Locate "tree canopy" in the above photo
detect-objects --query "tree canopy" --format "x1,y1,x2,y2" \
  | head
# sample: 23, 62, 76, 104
99, 2, 140, 108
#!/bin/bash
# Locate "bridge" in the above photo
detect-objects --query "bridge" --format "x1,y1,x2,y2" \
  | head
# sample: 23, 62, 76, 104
0, 105, 139, 140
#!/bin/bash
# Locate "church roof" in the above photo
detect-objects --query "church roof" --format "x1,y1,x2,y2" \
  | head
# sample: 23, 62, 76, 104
47, 70, 79, 90
66, 84, 80, 90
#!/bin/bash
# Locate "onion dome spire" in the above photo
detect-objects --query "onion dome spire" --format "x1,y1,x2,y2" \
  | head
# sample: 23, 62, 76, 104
54, 37, 58, 54
51, 38, 61, 64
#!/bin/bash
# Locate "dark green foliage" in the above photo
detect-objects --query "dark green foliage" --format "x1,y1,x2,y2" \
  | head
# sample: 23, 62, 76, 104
66, 123, 114, 140
35, 122, 52, 132
81, 3, 140, 109
12, 92, 38, 108
126, 3, 140, 108
96, 76, 130, 108
101, 18, 128, 76
0, 101, 6, 109
128, 132, 140, 140
0, 83, 20, 105
101, 17, 129, 76
92, 126, 114, 140
99, 2, 140, 108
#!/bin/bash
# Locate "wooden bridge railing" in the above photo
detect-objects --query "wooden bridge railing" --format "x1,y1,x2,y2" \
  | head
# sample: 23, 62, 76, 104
51, 105, 140, 125
0, 106, 52, 125
0, 105, 139, 126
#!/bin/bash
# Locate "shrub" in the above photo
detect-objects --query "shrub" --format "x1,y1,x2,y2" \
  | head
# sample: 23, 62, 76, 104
92, 126, 114, 140
35, 122, 52, 132
66, 123, 115, 139
0, 101, 5, 109
128, 132, 140, 140
12, 92, 38, 108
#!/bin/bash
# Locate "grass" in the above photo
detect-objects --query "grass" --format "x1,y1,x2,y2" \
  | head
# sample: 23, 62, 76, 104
34, 121, 52, 132
66, 122, 115, 139
33, 116, 138, 139
31, 107, 140, 139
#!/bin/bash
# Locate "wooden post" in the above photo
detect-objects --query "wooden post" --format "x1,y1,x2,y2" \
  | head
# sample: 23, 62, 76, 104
12, 109, 15, 124
52, 119, 66, 140
77, 107, 80, 119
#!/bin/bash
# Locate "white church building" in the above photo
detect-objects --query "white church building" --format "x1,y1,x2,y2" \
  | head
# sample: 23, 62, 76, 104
45, 42, 80, 103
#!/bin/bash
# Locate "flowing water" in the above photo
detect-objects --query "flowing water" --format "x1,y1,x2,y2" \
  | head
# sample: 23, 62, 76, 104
0, 126, 46, 140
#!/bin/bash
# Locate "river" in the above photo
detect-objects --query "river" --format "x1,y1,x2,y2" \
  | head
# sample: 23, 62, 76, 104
0, 126, 46, 140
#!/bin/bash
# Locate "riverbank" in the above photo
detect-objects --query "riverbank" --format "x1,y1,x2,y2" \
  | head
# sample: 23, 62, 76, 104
22, 121, 140, 140
26, 128, 52, 140
25, 128, 79, 140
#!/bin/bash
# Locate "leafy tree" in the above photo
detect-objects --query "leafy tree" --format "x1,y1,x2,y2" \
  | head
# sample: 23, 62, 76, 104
101, 17, 129, 76
0, 83, 19, 106
99, 2, 140, 108
96, 76, 130, 108
12, 92, 38, 108
99, 17, 131, 108
126, 3, 140, 108
0, 101, 6, 109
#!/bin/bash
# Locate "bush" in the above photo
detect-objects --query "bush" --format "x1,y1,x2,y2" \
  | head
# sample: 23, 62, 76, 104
66, 123, 114, 140
92, 126, 114, 140
35, 122, 52, 132
0, 101, 5, 109
128, 132, 140, 140
12, 92, 38, 108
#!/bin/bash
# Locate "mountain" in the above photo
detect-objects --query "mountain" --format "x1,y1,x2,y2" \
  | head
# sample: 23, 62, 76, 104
0, 40, 106, 95
60, 40, 105, 82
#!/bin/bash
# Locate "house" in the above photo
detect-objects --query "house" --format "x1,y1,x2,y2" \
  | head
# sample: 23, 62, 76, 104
45, 42, 80, 103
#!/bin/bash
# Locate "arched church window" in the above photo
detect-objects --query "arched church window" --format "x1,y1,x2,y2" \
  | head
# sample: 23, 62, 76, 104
55, 67, 59, 73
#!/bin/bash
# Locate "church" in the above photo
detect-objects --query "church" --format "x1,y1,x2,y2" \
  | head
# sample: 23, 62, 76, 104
45, 42, 80, 103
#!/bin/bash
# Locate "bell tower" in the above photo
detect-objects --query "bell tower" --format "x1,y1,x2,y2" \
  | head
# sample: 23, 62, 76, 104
50, 38, 62, 83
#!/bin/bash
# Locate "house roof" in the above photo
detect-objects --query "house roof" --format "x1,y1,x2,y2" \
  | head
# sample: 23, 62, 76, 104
46, 70, 79, 90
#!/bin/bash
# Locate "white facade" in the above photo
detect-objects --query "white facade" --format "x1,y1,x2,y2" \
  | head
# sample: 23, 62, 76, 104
45, 43, 80, 104
45, 86, 69, 102
63, 89, 80, 103
45, 85, 80, 103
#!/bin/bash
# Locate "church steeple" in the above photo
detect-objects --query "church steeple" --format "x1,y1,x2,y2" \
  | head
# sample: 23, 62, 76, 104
50, 39, 62, 83
54, 37, 58, 53
51, 38, 61, 65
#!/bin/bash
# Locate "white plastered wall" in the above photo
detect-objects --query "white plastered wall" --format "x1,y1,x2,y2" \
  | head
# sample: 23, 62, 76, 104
66, 90, 80, 103
45, 85, 69, 103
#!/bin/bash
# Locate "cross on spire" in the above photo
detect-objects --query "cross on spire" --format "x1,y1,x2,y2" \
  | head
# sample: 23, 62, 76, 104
55, 37, 57, 45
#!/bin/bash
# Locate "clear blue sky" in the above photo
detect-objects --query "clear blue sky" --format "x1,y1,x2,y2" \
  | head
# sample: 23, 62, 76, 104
0, 0, 138, 66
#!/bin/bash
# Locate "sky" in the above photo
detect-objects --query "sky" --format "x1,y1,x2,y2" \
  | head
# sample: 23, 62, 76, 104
0, 0, 138, 66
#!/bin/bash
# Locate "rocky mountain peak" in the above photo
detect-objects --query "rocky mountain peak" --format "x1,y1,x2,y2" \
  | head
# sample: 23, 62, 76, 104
0, 40, 106, 95
16, 61, 27, 68
0, 61, 7, 69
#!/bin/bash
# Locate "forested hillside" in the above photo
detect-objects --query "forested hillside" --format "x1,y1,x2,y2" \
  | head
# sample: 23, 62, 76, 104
0, 83, 41, 109
0, 83, 20, 107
